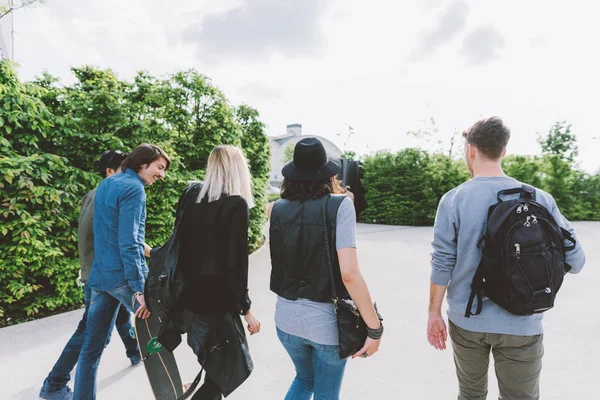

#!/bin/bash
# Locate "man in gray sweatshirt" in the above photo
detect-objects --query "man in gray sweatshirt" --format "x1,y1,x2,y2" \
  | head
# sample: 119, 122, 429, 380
427, 117, 586, 400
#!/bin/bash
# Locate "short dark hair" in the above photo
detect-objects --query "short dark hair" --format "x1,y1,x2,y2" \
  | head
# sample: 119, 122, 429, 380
121, 143, 171, 173
463, 117, 511, 160
280, 176, 344, 201
98, 150, 129, 178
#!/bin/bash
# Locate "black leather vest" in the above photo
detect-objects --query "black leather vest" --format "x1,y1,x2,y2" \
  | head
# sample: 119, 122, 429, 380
269, 194, 348, 303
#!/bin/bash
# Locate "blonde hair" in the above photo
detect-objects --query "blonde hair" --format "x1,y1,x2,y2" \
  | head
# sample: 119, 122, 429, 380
197, 145, 255, 208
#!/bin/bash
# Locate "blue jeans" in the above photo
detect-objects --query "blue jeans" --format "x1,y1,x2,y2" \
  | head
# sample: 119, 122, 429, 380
40, 285, 138, 395
73, 283, 141, 400
276, 327, 347, 400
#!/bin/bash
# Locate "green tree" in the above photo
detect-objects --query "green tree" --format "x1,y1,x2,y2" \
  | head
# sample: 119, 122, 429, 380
1, 61, 272, 325
340, 150, 359, 161
502, 155, 543, 188
283, 143, 294, 163
0, 0, 44, 20
236, 105, 271, 250
1, 60, 95, 321
538, 121, 578, 163
537, 122, 578, 218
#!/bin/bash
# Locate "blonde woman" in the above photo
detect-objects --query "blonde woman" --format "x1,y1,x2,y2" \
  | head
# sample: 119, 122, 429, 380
177, 145, 260, 400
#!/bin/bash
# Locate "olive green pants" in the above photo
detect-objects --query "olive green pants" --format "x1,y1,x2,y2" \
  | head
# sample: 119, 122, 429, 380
449, 321, 544, 400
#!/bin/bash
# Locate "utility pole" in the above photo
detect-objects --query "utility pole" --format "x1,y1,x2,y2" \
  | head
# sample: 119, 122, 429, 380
10, 0, 14, 60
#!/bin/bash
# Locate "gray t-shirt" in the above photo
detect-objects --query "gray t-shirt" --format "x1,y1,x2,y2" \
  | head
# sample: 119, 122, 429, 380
78, 188, 96, 284
275, 196, 356, 345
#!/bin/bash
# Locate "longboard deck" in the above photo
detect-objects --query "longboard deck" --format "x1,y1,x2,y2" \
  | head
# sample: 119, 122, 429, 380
134, 315, 184, 400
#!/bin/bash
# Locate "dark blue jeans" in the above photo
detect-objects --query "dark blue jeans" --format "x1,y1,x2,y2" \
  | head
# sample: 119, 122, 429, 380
277, 327, 347, 400
40, 285, 137, 395
73, 283, 141, 400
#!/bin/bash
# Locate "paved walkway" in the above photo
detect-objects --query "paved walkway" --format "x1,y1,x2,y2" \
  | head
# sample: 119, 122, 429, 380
1, 222, 598, 399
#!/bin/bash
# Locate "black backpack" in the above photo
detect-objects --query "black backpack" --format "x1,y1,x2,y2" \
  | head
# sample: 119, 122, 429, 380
145, 182, 201, 322
465, 184, 576, 318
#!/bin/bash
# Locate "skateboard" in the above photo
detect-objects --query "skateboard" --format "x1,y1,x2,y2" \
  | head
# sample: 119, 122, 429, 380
134, 315, 184, 400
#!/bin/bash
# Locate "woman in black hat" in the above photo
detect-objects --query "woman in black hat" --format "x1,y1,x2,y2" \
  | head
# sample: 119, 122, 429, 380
268, 137, 382, 399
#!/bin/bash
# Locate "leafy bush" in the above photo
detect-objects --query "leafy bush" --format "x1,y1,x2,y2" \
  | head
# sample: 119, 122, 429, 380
0, 60, 271, 325
359, 149, 469, 225
359, 122, 599, 226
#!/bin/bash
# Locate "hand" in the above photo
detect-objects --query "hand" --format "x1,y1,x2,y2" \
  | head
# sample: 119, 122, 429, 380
144, 243, 152, 258
135, 293, 151, 319
427, 312, 447, 350
352, 336, 380, 359
243, 310, 261, 335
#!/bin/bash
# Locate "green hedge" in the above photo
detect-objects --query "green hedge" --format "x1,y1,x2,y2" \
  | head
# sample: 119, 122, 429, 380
0, 61, 270, 325
359, 126, 600, 226
359, 149, 469, 225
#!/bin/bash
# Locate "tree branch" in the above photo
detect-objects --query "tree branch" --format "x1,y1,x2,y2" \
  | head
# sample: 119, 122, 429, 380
0, 8, 14, 20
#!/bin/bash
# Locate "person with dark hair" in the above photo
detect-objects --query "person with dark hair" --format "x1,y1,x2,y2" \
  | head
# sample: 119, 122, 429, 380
73, 143, 170, 400
39, 150, 144, 400
269, 137, 382, 399
120, 143, 171, 182
427, 117, 586, 399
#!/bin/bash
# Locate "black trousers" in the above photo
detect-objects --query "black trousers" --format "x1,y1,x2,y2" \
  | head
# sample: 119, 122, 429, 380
182, 310, 224, 400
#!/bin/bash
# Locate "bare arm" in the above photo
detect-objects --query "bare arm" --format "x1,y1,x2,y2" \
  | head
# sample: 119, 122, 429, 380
429, 281, 447, 315
427, 282, 448, 351
338, 247, 382, 358
337, 248, 380, 329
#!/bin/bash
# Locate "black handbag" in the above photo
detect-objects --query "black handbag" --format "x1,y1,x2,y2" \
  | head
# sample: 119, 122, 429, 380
321, 195, 382, 359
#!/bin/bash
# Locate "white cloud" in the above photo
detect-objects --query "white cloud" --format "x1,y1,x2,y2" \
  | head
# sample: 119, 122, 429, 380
409, 0, 470, 61
182, 0, 330, 65
460, 25, 505, 66
6, 0, 600, 173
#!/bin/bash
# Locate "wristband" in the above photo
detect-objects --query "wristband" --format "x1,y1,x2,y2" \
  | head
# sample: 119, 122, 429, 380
366, 322, 383, 340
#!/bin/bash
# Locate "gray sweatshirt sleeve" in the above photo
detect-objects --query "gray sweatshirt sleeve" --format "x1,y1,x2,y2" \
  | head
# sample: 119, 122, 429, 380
548, 197, 586, 273
430, 196, 458, 286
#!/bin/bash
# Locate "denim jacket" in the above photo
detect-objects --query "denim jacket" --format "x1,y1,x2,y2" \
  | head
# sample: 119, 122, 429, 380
87, 169, 148, 293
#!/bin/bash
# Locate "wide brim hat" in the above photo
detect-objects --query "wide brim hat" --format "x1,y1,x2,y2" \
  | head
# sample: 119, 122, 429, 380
282, 137, 341, 182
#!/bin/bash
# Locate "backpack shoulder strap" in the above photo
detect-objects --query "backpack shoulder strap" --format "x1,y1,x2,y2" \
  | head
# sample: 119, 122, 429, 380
497, 185, 534, 202
174, 182, 202, 227
521, 183, 536, 201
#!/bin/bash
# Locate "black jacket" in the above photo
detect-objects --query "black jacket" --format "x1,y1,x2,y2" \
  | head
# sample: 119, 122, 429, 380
147, 183, 253, 397
269, 194, 348, 302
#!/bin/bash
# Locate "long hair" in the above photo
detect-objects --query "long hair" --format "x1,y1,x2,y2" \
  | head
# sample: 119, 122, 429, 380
121, 143, 171, 173
197, 145, 255, 208
280, 176, 344, 201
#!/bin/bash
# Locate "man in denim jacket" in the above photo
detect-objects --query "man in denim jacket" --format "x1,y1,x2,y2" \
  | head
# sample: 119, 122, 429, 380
73, 143, 170, 400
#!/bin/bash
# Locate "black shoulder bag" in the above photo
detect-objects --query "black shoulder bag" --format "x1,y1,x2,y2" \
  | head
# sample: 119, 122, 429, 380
321, 195, 382, 359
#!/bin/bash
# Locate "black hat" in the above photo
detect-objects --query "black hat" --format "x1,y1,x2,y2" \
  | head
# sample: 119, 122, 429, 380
98, 150, 129, 177
282, 138, 341, 182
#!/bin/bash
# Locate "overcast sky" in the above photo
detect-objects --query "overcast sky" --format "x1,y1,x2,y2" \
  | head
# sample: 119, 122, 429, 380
2, 0, 599, 172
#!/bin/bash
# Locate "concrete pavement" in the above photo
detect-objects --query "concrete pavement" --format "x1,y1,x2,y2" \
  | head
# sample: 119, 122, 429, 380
1, 222, 598, 399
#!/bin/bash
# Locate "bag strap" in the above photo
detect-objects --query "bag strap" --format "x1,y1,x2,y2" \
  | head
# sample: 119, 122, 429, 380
496, 183, 535, 202
465, 289, 483, 318
177, 367, 204, 400
464, 266, 485, 318
174, 182, 202, 229
561, 227, 577, 251
321, 195, 339, 302
521, 183, 536, 201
